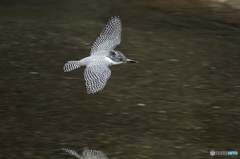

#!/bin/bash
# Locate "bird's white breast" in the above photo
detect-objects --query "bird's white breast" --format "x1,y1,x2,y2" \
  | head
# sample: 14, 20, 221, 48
105, 57, 122, 65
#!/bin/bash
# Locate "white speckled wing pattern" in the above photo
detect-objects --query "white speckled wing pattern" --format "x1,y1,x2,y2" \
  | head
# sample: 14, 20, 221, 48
63, 147, 109, 159
90, 16, 122, 56
84, 60, 111, 94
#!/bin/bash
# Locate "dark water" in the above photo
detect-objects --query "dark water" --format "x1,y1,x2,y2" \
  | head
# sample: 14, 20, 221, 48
0, 0, 240, 158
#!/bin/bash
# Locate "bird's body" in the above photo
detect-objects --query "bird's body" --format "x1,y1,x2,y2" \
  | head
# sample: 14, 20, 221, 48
63, 16, 137, 94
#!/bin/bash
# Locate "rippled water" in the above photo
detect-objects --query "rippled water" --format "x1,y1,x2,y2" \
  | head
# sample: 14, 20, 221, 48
0, 0, 240, 158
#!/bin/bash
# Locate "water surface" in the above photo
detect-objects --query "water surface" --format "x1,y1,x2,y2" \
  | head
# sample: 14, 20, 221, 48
0, 0, 240, 158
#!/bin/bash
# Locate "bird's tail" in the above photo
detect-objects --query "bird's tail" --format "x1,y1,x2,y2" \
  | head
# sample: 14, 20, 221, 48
63, 61, 81, 72
62, 148, 83, 159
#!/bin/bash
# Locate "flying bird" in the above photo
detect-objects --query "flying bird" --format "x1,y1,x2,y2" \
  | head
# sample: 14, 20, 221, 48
63, 16, 137, 94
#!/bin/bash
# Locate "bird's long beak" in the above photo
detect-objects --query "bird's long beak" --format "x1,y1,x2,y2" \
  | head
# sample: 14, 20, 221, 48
126, 59, 138, 63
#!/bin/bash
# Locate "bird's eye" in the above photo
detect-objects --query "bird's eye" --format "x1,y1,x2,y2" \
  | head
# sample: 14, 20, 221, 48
110, 51, 115, 56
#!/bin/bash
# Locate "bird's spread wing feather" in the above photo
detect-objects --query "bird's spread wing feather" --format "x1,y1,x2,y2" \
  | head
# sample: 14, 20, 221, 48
84, 61, 111, 94
90, 16, 122, 56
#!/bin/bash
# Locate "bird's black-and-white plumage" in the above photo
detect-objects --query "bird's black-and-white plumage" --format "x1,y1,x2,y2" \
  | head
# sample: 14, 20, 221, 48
91, 16, 121, 55
62, 147, 109, 159
63, 16, 137, 94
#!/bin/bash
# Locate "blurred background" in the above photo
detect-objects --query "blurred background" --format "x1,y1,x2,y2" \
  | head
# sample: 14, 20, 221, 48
0, 0, 240, 158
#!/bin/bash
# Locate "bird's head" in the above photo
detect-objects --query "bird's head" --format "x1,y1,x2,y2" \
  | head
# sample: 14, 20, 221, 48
108, 50, 138, 64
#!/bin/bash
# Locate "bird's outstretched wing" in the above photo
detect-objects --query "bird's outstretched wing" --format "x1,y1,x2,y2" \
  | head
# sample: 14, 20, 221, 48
84, 61, 111, 94
90, 16, 122, 56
